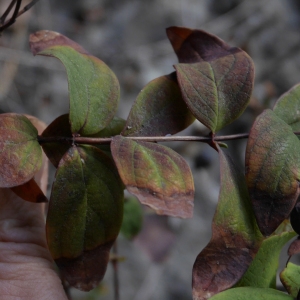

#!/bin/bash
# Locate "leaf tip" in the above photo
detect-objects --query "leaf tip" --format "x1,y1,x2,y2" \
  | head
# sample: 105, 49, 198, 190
29, 30, 88, 56
29, 30, 60, 55
55, 241, 114, 291
166, 26, 193, 53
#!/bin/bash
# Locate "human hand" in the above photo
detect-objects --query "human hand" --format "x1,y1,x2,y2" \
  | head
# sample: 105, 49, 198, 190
0, 117, 68, 300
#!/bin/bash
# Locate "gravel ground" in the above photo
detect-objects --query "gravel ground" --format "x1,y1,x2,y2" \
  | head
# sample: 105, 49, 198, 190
1, 1, 300, 299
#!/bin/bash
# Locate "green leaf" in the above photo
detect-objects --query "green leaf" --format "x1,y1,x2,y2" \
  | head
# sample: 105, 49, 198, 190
41, 114, 72, 168
273, 83, 300, 131
87, 116, 126, 156
46, 145, 124, 291
192, 148, 262, 300
245, 109, 300, 236
111, 135, 194, 218
236, 226, 296, 288
166, 27, 254, 133
120, 196, 143, 239
280, 262, 300, 298
95, 116, 126, 138
122, 72, 195, 137
0, 113, 42, 187
209, 287, 293, 300
30, 31, 120, 136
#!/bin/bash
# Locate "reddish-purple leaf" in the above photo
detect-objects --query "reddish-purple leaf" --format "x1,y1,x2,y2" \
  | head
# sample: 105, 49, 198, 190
245, 109, 300, 236
41, 114, 72, 168
55, 240, 114, 291
166, 27, 254, 133
287, 237, 300, 258
111, 135, 194, 218
192, 148, 262, 300
122, 72, 194, 137
166, 27, 235, 64
10, 178, 48, 203
0, 113, 42, 187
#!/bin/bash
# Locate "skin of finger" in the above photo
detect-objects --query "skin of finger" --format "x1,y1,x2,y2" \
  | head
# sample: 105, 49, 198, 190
0, 116, 68, 300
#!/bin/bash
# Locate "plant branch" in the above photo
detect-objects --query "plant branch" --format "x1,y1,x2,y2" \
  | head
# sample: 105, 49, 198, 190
0, 0, 17, 25
0, 0, 22, 32
37, 132, 250, 145
37, 131, 300, 145
0, 0, 40, 33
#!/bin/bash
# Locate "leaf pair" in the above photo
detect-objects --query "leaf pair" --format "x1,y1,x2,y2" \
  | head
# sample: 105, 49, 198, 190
117, 26, 255, 222
167, 27, 254, 134
43, 138, 124, 290
29, 31, 124, 290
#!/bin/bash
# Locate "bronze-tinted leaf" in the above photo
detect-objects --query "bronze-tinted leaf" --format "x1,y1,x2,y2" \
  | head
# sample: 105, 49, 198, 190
30, 31, 120, 136
0, 113, 42, 187
287, 236, 300, 258
192, 148, 262, 300
11, 178, 48, 203
166, 26, 235, 64
46, 145, 124, 290
56, 240, 114, 291
166, 27, 254, 133
122, 72, 195, 137
111, 135, 194, 218
41, 114, 72, 168
245, 109, 300, 236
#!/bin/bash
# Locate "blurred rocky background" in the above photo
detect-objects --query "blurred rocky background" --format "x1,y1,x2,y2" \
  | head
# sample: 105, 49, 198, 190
1, 0, 300, 299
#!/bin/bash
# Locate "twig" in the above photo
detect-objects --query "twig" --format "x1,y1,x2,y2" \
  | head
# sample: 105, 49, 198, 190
112, 241, 120, 300
0, 0, 22, 32
0, 0, 17, 25
20, 0, 40, 13
37, 133, 249, 145
37, 131, 300, 145
0, 0, 40, 33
